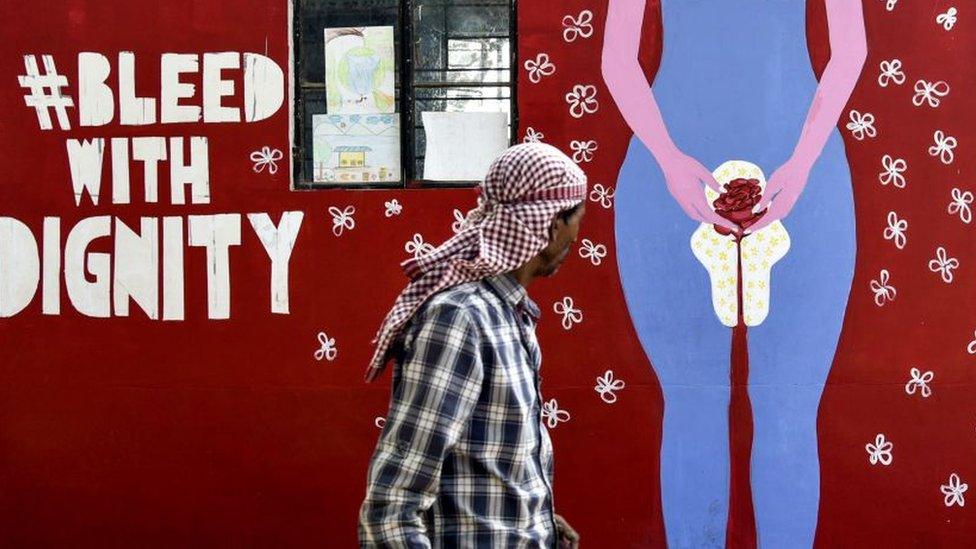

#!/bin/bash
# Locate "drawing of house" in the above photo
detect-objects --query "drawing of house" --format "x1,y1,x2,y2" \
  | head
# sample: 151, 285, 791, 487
333, 145, 371, 168
312, 113, 400, 184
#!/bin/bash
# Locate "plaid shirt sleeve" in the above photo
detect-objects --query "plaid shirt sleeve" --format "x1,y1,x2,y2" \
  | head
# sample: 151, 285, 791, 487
359, 300, 485, 548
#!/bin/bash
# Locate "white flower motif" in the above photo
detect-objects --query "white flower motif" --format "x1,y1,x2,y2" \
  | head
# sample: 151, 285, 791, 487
523, 127, 544, 143
882, 0, 898, 12
941, 473, 968, 507
877, 59, 905, 87
595, 370, 626, 404
313, 331, 338, 362
570, 140, 598, 163
405, 233, 435, 260
329, 205, 356, 236
541, 398, 571, 428
250, 146, 284, 174
948, 188, 973, 224
562, 10, 594, 43
928, 246, 959, 283
905, 367, 934, 398
524, 53, 556, 84
590, 183, 616, 209
374, 416, 386, 429
968, 331, 976, 355
384, 199, 403, 217
865, 433, 893, 466
565, 84, 599, 118
451, 208, 466, 234
883, 211, 908, 250
553, 296, 583, 330
913, 79, 950, 108
870, 269, 897, 307
929, 130, 957, 165
879, 154, 907, 188
936, 7, 958, 31
846, 109, 877, 140
578, 238, 608, 266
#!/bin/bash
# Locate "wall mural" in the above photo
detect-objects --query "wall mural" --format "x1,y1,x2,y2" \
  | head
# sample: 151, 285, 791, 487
0, 0, 974, 547
520, 0, 974, 546
604, 1, 862, 546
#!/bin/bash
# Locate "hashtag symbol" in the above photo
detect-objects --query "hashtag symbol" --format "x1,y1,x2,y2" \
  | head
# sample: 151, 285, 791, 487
18, 54, 74, 131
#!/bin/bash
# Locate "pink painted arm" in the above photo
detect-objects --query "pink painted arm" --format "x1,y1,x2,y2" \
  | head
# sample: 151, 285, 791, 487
601, 0, 676, 163
601, 0, 734, 230
788, 0, 868, 171
752, 0, 867, 229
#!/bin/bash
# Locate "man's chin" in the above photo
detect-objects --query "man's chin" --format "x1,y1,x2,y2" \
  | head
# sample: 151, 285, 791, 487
540, 262, 563, 277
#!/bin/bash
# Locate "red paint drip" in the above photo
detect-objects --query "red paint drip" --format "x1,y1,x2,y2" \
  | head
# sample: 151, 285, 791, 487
726, 232, 757, 548
712, 179, 764, 547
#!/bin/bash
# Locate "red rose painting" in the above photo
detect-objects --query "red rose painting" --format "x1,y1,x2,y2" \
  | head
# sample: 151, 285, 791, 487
712, 177, 768, 237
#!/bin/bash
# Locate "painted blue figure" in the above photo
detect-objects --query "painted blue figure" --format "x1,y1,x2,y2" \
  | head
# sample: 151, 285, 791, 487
602, 1, 867, 547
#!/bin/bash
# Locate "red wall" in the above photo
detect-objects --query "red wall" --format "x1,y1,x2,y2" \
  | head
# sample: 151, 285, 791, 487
1, 1, 974, 547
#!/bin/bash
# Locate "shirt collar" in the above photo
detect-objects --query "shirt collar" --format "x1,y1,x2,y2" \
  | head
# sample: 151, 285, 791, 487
484, 273, 541, 321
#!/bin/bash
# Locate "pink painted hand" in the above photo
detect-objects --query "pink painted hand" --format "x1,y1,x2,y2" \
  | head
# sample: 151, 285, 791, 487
657, 149, 738, 232
748, 156, 813, 233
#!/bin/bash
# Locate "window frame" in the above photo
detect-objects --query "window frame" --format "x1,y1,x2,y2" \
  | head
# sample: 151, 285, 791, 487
289, 0, 519, 190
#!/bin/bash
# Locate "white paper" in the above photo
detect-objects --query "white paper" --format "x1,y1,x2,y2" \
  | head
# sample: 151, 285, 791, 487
422, 112, 509, 181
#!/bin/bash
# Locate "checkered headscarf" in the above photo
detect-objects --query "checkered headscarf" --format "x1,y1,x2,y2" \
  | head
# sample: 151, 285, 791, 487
365, 143, 588, 382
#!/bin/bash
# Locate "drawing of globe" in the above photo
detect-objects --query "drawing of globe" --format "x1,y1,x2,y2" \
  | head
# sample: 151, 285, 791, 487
339, 47, 387, 101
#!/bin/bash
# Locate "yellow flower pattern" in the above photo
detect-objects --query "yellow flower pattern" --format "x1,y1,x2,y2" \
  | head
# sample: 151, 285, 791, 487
690, 160, 791, 327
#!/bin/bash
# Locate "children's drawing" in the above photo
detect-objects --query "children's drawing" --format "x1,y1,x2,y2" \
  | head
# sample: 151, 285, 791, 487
312, 114, 400, 184
325, 26, 395, 114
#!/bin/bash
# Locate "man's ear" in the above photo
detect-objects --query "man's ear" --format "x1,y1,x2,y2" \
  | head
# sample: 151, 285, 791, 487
549, 217, 564, 241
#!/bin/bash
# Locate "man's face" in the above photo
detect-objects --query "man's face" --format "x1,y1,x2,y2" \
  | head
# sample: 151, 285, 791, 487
538, 202, 586, 277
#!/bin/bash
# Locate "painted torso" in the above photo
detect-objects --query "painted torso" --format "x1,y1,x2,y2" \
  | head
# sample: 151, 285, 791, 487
653, 0, 818, 172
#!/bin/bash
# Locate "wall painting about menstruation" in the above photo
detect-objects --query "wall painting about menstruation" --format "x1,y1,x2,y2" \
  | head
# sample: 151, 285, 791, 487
1, 0, 975, 547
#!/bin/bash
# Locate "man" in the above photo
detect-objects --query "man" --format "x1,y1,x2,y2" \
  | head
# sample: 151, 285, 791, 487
359, 143, 587, 548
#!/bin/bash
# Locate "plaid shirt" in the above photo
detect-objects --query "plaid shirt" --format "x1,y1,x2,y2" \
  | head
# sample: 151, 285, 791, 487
359, 273, 557, 548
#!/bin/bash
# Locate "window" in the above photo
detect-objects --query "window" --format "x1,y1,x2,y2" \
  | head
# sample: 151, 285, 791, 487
292, 0, 518, 189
